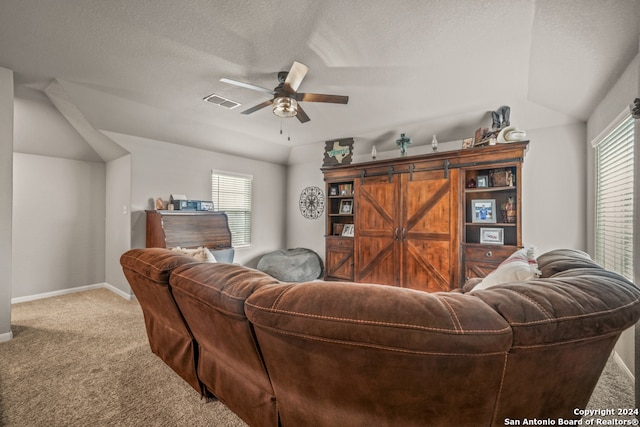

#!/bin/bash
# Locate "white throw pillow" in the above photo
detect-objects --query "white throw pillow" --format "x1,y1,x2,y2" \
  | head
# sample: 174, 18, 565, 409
470, 246, 540, 292
171, 246, 217, 263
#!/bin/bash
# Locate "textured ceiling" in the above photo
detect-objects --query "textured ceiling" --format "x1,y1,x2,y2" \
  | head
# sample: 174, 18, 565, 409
0, 0, 638, 164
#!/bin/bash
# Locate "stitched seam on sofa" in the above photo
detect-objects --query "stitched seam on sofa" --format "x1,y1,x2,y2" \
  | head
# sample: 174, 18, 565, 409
509, 331, 621, 349
256, 325, 511, 356
172, 287, 248, 320
507, 299, 640, 326
122, 254, 165, 273
491, 352, 510, 426
122, 253, 198, 274
270, 284, 296, 310
499, 288, 553, 319
245, 302, 511, 334
171, 271, 279, 302
437, 297, 463, 332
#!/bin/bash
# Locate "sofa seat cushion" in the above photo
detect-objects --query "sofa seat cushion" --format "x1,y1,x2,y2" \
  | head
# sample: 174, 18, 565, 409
257, 248, 323, 282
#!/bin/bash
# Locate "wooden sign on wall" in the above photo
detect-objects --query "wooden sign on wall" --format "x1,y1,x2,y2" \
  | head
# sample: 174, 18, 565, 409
323, 137, 354, 166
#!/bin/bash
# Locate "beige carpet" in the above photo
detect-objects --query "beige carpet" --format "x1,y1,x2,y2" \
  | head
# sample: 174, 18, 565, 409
0, 288, 634, 426
0, 288, 247, 426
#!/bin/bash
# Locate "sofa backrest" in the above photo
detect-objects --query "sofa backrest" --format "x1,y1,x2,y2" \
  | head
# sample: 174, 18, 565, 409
245, 280, 513, 427
120, 248, 202, 394
470, 249, 640, 425
169, 262, 280, 427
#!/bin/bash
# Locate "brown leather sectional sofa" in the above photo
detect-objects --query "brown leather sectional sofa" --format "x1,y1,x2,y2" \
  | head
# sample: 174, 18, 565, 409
120, 248, 640, 427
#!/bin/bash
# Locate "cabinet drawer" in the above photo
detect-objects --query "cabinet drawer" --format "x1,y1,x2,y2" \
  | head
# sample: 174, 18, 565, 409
464, 245, 518, 281
465, 245, 515, 262
326, 237, 353, 249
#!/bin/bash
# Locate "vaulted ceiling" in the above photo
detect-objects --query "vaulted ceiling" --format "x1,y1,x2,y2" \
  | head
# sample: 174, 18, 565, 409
1, 0, 638, 165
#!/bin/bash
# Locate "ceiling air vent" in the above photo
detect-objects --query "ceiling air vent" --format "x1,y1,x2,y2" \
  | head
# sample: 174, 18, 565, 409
203, 93, 241, 109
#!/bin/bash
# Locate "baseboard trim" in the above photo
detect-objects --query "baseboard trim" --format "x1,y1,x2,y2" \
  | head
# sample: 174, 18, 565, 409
11, 282, 134, 305
0, 331, 13, 343
612, 350, 635, 383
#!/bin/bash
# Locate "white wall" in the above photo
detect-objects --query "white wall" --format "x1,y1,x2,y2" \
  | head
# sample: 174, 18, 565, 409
0, 66, 14, 342
105, 131, 286, 268
286, 144, 326, 257
12, 153, 106, 299
521, 124, 587, 254
105, 154, 132, 294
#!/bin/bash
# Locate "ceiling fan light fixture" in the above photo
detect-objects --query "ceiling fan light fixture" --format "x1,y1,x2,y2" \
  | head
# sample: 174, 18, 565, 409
272, 96, 298, 118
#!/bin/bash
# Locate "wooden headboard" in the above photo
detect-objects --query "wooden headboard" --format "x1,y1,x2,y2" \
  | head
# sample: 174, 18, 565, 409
145, 210, 232, 249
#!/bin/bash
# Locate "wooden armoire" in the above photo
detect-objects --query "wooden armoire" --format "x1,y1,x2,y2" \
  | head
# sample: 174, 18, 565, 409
322, 142, 528, 292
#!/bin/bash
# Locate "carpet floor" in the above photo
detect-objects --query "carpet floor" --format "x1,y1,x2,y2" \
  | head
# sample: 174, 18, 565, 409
0, 288, 634, 426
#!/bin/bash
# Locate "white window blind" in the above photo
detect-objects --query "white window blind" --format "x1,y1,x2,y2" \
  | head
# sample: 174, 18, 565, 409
594, 113, 635, 281
211, 170, 253, 247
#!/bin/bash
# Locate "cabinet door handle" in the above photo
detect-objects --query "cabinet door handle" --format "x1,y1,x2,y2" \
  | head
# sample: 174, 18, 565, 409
394, 228, 399, 240
402, 228, 407, 241
486, 251, 492, 257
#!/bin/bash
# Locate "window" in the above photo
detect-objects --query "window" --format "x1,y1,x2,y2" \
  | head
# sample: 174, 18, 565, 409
594, 113, 635, 281
211, 170, 253, 247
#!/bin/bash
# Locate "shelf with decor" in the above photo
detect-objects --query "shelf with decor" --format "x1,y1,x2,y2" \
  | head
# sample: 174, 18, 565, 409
462, 152, 526, 281
323, 180, 356, 280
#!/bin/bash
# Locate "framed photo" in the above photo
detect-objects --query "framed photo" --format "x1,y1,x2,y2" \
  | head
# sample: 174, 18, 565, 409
476, 175, 489, 188
471, 199, 497, 223
339, 199, 353, 214
330, 186, 338, 196
480, 227, 504, 244
342, 223, 354, 237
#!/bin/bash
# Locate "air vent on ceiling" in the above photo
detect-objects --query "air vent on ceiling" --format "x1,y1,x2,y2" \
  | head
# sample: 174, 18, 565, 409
203, 93, 241, 109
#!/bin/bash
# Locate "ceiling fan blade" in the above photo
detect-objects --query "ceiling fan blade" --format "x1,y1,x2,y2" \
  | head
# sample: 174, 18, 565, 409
282, 61, 309, 94
220, 78, 275, 95
295, 93, 349, 104
295, 104, 310, 123
241, 99, 273, 115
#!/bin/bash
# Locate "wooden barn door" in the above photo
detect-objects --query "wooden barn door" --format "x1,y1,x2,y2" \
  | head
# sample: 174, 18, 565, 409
354, 175, 400, 286
400, 169, 459, 292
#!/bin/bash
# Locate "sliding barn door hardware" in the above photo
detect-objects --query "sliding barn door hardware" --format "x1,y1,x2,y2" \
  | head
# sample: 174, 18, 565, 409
355, 156, 520, 183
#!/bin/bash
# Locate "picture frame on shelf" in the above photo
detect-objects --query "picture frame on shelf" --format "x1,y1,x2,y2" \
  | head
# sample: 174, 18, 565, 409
476, 175, 489, 188
339, 199, 353, 214
342, 223, 354, 237
330, 186, 338, 196
471, 199, 497, 223
333, 223, 345, 236
480, 227, 504, 244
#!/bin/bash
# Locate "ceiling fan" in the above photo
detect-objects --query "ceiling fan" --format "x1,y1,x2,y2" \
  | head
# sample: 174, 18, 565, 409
220, 61, 349, 123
